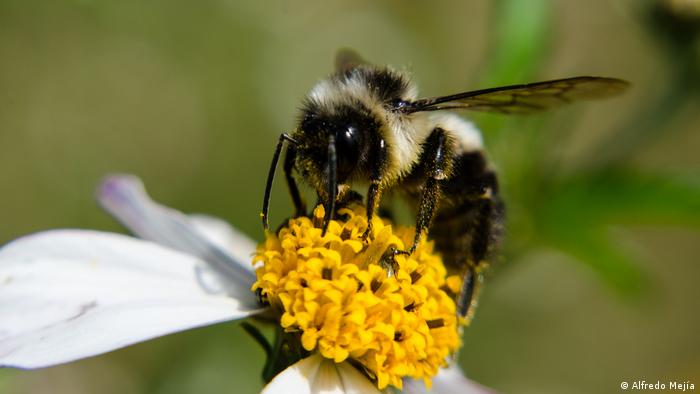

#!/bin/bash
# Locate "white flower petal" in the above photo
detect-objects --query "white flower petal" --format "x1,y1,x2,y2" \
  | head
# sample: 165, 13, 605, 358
96, 174, 257, 301
0, 230, 264, 369
262, 355, 381, 394
188, 214, 257, 274
403, 363, 495, 394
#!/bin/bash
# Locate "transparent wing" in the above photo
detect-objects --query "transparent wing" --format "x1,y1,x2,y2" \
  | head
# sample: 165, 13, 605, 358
408, 76, 629, 114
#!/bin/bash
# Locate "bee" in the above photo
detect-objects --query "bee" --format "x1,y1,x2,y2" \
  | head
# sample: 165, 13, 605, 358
261, 49, 628, 320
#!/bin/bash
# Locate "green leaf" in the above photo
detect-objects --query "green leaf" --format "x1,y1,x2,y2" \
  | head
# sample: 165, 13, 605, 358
546, 229, 649, 296
527, 169, 700, 294
474, 0, 554, 153
545, 170, 700, 228
480, 0, 553, 86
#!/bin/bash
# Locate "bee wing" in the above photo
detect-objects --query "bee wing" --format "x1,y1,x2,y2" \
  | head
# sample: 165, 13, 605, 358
407, 76, 629, 114
335, 48, 368, 73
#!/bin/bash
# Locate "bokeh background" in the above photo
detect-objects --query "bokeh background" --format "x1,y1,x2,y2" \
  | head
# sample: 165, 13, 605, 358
1, 0, 699, 393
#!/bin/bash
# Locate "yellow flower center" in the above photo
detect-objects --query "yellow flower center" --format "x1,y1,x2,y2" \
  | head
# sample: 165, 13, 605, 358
252, 205, 463, 390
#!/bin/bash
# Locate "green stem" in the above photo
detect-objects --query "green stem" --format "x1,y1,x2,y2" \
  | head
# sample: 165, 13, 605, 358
241, 321, 272, 357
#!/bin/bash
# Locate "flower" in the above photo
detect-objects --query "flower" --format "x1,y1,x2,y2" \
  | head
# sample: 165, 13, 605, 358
0, 174, 491, 393
254, 204, 462, 390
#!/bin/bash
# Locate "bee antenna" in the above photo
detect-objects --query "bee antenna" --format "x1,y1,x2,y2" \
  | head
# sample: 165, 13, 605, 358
323, 133, 337, 235
262, 133, 297, 231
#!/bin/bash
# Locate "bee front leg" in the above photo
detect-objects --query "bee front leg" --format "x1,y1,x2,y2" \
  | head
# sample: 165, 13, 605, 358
362, 137, 388, 241
404, 128, 451, 255
262, 133, 298, 231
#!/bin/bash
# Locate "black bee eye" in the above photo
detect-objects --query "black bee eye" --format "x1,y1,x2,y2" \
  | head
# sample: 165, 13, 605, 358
335, 125, 361, 179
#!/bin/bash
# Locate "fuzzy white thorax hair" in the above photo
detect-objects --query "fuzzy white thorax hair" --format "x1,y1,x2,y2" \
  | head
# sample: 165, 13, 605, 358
306, 69, 428, 182
306, 70, 483, 183
428, 113, 483, 153
384, 112, 432, 181
307, 69, 418, 114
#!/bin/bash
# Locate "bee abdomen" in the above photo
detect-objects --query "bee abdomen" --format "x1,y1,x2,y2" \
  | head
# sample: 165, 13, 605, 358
428, 150, 504, 318
430, 196, 503, 270
429, 151, 503, 269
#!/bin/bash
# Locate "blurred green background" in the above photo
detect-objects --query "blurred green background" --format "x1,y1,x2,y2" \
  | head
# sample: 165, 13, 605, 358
1, 0, 699, 393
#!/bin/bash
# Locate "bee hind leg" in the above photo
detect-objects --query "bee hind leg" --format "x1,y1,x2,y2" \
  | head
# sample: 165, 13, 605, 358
457, 191, 500, 320
457, 266, 482, 322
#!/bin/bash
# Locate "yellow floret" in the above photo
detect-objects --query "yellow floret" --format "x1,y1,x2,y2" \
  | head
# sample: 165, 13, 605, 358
252, 205, 462, 390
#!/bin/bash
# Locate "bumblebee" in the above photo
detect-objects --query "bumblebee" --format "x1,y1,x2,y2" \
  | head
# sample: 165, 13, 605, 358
262, 49, 627, 320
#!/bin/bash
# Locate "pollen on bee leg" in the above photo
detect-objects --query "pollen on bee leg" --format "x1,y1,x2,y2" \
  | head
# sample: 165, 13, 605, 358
252, 204, 463, 390
312, 204, 325, 228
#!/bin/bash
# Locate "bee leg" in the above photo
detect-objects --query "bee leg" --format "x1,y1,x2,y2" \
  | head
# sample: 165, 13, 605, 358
322, 134, 337, 235
406, 128, 450, 255
362, 137, 388, 241
361, 180, 382, 241
262, 133, 298, 231
458, 191, 499, 319
379, 246, 399, 277
283, 145, 306, 217
457, 266, 482, 321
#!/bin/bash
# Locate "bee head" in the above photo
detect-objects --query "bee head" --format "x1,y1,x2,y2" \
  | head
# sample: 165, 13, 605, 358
295, 103, 378, 190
